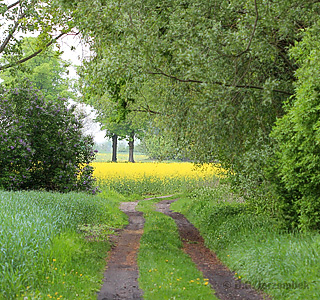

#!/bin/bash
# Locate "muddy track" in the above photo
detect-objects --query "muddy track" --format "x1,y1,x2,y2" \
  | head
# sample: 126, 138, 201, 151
97, 201, 144, 300
98, 197, 269, 300
97, 196, 174, 300
156, 199, 270, 300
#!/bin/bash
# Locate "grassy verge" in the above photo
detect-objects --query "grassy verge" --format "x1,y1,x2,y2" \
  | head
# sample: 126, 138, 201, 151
171, 185, 320, 300
137, 198, 217, 300
0, 190, 128, 299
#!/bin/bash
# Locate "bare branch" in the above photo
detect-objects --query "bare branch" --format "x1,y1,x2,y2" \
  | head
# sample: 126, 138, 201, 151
131, 108, 161, 115
7, 0, 20, 10
0, 10, 26, 54
0, 32, 66, 71
149, 70, 203, 84
233, 55, 253, 87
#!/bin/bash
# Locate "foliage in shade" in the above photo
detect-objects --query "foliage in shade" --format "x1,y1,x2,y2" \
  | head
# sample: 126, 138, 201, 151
0, 83, 98, 193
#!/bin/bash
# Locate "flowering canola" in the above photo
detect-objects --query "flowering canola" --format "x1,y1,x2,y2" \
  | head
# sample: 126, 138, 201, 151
92, 162, 225, 181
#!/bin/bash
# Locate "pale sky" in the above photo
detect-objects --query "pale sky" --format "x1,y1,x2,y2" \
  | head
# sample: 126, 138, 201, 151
59, 38, 108, 144
59, 36, 108, 144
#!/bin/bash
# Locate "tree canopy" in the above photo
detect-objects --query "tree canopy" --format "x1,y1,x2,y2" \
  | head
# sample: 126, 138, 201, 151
69, 0, 315, 166
58, 0, 320, 228
0, 37, 75, 101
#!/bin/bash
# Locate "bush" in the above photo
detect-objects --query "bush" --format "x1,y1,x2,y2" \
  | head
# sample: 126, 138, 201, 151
0, 83, 99, 193
271, 25, 320, 230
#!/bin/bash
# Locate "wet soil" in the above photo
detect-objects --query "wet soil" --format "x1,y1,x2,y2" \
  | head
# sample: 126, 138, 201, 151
97, 201, 144, 300
156, 199, 270, 300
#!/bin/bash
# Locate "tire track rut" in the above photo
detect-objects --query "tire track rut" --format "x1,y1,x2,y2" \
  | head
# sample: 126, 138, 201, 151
97, 201, 144, 300
156, 199, 270, 300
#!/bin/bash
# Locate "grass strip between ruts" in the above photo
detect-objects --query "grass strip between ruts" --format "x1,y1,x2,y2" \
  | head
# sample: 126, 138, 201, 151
137, 198, 218, 300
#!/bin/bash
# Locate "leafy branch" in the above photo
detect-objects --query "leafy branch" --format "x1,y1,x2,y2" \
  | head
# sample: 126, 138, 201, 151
148, 69, 293, 96
0, 32, 66, 71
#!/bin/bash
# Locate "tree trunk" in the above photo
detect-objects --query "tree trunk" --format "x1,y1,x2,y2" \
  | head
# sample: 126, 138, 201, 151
112, 134, 118, 162
128, 131, 135, 163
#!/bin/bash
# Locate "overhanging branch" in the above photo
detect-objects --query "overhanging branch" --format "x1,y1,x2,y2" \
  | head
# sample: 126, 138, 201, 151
0, 9, 26, 54
148, 70, 293, 96
0, 32, 66, 71
235, 0, 259, 58
7, 0, 20, 10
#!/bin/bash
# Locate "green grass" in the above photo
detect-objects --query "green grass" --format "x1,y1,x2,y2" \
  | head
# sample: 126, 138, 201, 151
97, 176, 201, 197
6, 175, 320, 299
171, 185, 320, 300
0, 190, 128, 299
137, 198, 217, 300
95, 152, 150, 162
98, 175, 218, 198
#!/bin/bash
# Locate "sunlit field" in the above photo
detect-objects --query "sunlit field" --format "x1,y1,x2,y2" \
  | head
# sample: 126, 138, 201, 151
92, 162, 225, 195
95, 152, 150, 162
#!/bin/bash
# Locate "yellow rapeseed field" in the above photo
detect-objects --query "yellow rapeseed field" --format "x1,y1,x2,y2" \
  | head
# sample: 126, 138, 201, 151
92, 162, 225, 181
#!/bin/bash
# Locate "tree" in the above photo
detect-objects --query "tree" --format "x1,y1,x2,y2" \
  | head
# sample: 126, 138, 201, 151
0, 37, 75, 101
68, 0, 306, 169
93, 102, 145, 163
78, 68, 147, 162
0, 0, 74, 72
65, 0, 320, 223
128, 129, 135, 163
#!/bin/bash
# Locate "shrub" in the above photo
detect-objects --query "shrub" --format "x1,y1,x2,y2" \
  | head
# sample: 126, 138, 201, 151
271, 25, 320, 230
0, 82, 99, 193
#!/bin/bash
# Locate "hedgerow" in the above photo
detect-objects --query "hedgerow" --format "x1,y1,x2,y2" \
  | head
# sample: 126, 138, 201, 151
271, 26, 320, 230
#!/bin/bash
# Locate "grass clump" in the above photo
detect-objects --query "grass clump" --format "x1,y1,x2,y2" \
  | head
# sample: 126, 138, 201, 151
171, 185, 320, 299
137, 198, 217, 300
0, 190, 128, 299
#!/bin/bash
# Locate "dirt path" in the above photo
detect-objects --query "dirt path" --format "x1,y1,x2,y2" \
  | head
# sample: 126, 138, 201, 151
97, 201, 144, 300
98, 197, 269, 300
97, 196, 174, 300
156, 199, 270, 300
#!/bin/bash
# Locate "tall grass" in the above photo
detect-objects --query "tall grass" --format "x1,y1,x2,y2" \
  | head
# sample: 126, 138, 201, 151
0, 190, 127, 299
171, 185, 320, 300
